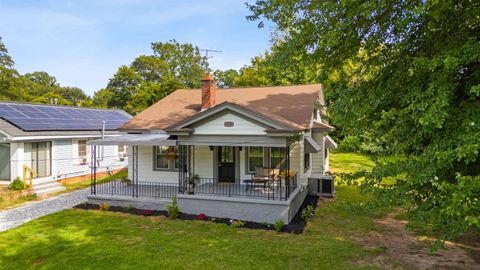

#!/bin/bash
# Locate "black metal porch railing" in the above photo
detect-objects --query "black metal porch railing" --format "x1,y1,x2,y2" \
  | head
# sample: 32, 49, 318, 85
95, 180, 178, 199
93, 175, 297, 201
188, 174, 298, 201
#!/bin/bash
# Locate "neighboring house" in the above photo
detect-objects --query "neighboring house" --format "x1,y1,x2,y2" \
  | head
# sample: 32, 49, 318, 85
88, 74, 336, 223
0, 102, 131, 195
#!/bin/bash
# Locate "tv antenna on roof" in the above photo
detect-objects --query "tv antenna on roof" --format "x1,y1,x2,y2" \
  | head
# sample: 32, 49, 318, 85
199, 48, 222, 73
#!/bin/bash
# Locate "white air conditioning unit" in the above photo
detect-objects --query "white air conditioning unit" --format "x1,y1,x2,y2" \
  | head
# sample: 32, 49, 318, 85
308, 175, 335, 198
119, 152, 127, 161
80, 157, 88, 165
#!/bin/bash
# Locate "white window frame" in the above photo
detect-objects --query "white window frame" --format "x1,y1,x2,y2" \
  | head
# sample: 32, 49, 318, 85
153, 146, 178, 171
117, 145, 128, 160
25, 141, 52, 178
73, 139, 90, 165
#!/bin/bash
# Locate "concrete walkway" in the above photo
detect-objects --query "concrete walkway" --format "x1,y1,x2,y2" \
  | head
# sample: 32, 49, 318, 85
0, 188, 89, 232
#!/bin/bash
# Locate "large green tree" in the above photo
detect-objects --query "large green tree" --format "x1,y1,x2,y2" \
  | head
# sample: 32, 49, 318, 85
248, 0, 480, 241
95, 40, 203, 114
0, 37, 90, 105
214, 47, 320, 88
0, 37, 27, 101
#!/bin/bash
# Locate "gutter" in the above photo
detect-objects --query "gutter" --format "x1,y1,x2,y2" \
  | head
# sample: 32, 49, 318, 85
8, 134, 122, 141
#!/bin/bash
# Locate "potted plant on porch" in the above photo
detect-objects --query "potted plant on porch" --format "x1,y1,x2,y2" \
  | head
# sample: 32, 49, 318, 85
188, 174, 200, 195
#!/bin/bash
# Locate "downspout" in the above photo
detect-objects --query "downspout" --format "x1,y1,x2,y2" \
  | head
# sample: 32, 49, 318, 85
102, 121, 106, 139
97, 121, 105, 162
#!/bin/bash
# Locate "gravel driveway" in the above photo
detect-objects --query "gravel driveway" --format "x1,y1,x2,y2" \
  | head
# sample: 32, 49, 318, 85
0, 188, 89, 232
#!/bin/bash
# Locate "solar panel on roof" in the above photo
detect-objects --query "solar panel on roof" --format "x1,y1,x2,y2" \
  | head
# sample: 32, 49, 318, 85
0, 102, 130, 131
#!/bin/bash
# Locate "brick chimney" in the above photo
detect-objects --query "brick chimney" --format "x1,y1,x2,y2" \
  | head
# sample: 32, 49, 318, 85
201, 73, 216, 111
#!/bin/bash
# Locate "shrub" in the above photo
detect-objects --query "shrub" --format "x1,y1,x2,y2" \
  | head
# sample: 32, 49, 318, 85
99, 202, 110, 211
24, 194, 37, 201
301, 205, 315, 221
359, 141, 387, 155
167, 196, 180, 219
337, 135, 361, 152
9, 177, 24, 191
274, 219, 285, 232
230, 220, 245, 228
197, 213, 207, 221
126, 203, 134, 211
142, 209, 154, 216
121, 177, 131, 185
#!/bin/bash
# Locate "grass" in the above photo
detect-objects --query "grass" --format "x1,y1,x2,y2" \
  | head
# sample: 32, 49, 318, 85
0, 152, 387, 269
329, 151, 375, 173
0, 193, 38, 211
63, 170, 128, 192
0, 171, 127, 211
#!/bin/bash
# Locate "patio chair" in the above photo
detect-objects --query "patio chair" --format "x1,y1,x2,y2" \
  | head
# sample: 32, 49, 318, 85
244, 168, 279, 191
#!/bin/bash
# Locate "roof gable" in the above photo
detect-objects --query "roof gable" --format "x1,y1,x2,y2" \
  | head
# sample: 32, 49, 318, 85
121, 84, 323, 131
167, 102, 294, 135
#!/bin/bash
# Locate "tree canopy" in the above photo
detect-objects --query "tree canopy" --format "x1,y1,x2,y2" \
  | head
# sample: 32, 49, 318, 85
94, 40, 204, 115
214, 47, 320, 88
248, 0, 480, 241
0, 37, 90, 106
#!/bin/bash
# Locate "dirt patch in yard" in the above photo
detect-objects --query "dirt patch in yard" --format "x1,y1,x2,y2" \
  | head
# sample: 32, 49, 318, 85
352, 213, 480, 269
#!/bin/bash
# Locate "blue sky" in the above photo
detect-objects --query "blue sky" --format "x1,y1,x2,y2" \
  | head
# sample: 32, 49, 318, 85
0, 0, 271, 95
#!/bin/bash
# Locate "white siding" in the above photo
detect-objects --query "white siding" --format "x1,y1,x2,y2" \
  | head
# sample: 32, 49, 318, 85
238, 147, 250, 180
54, 139, 126, 180
7, 139, 126, 183
128, 145, 178, 184
290, 140, 306, 185
193, 113, 266, 135
311, 132, 326, 174
192, 145, 214, 178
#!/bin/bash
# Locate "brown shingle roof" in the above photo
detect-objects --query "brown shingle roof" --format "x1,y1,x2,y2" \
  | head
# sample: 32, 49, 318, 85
120, 84, 323, 131
312, 121, 334, 130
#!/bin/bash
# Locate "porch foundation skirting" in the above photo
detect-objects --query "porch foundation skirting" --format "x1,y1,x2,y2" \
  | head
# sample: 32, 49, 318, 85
87, 194, 172, 210
177, 185, 308, 224
86, 185, 308, 224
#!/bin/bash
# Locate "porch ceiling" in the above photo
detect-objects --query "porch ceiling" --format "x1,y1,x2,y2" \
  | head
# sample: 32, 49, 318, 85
87, 133, 176, 146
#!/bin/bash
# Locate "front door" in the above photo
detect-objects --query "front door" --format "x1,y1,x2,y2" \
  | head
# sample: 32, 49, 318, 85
218, 146, 235, 182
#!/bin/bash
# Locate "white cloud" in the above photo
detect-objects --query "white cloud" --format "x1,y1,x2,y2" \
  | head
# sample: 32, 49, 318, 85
0, 0, 270, 95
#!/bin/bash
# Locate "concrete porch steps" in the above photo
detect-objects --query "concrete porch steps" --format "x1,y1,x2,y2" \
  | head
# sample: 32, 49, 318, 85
33, 181, 66, 196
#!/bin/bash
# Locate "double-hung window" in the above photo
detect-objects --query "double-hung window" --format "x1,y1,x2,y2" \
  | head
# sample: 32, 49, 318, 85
270, 147, 286, 169
304, 153, 311, 171
247, 147, 264, 172
78, 140, 87, 160
118, 145, 127, 160
154, 146, 178, 170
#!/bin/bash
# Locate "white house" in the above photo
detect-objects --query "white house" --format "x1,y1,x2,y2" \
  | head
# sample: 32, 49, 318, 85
88, 74, 336, 224
0, 102, 131, 195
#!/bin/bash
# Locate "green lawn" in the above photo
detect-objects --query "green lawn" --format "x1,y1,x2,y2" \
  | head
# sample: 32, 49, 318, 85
0, 171, 127, 211
0, 152, 385, 270
0, 192, 38, 210
329, 151, 375, 173
63, 170, 128, 192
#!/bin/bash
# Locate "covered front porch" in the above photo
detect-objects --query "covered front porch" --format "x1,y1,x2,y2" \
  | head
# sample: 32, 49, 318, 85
87, 133, 299, 202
